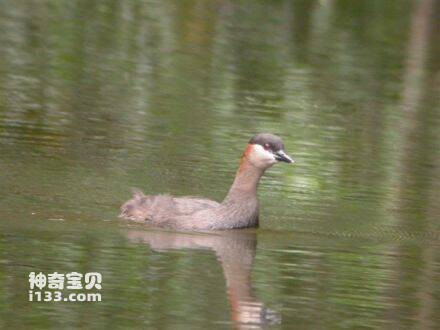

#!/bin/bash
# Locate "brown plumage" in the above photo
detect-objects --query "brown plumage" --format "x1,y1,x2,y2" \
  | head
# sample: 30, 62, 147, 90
120, 133, 293, 230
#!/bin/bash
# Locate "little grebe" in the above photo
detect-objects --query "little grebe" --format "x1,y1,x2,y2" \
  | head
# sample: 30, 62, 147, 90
120, 133, 293, 230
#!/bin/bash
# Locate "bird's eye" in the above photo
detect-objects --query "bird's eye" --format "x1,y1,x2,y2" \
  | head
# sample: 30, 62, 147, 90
264, 143, 270, 150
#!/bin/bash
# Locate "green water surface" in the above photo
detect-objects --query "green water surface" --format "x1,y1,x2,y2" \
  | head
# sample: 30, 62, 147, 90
0, 1, 439, 329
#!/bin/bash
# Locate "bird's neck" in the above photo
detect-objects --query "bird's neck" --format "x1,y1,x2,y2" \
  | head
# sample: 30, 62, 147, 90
224, 147, 265, 201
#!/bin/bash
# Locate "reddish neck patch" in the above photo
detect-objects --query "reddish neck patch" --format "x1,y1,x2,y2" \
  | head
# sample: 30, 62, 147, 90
237, 144, 254, 174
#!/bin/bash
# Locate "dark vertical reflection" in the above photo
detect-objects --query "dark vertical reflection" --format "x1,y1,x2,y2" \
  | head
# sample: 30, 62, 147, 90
228, 1, 287, 120
387, 0, 439, 328
286, 0, 318, 63
127, 229, 280, 328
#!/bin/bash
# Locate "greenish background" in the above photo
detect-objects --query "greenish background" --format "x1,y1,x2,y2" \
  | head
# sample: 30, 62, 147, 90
0, 0, 439, 329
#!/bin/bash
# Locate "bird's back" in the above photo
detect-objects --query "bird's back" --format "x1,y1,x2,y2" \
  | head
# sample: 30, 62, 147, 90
119, 190, 220, 227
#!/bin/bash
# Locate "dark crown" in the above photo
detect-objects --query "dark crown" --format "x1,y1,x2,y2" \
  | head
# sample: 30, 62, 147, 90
249, 133, 284, 152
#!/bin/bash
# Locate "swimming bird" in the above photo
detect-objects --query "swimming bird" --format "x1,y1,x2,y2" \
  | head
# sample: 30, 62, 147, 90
120, 133, 293, 230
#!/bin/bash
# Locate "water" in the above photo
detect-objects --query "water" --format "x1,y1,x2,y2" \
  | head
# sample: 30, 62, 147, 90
0, 0, 439, 328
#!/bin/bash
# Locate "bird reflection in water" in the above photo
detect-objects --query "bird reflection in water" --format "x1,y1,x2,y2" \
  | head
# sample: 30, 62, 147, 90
126, 229, 281, 328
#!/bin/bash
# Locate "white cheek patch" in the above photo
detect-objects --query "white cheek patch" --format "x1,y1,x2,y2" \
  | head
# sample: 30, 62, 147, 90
250, 144, 276, 163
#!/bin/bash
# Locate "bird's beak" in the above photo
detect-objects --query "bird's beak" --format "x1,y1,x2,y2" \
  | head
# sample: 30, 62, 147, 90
275, 150, 294, 163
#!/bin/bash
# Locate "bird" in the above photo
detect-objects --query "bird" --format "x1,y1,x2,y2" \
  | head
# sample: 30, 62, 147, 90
120, 133, 293, 230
